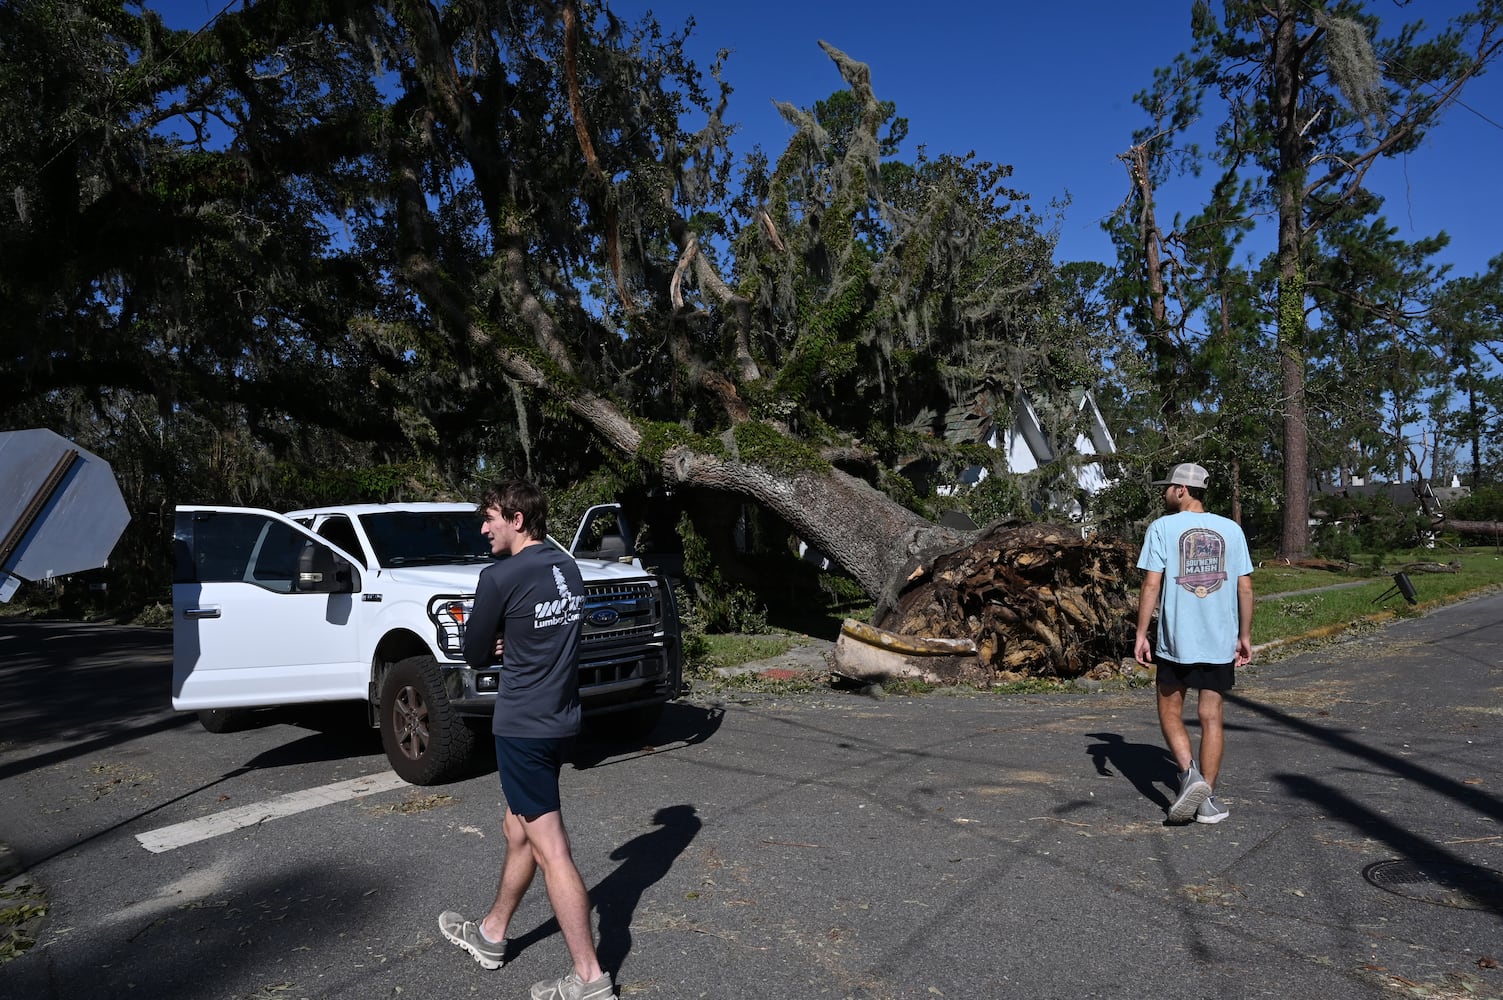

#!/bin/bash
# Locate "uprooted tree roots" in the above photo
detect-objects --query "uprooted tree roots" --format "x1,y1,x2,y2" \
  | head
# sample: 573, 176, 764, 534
877, 521, 1139, 680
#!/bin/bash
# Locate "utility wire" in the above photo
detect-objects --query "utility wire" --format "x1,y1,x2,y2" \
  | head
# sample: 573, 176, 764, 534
35, 0, 243, 174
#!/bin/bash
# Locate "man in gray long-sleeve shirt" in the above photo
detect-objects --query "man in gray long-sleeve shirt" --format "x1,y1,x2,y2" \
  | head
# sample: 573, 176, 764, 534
437, 479, 613, 1000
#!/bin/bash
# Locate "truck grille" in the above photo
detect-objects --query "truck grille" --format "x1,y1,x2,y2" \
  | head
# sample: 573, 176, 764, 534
429, 578, 663, 658
581, 581, 662, 643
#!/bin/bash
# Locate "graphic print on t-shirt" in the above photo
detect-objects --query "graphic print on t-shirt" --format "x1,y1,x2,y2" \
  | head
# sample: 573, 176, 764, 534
1175, 527, 1229, 598
533, 564, 583, 629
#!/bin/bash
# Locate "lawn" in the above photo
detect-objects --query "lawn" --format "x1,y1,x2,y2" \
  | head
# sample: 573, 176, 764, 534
1247, 546, 1503, 647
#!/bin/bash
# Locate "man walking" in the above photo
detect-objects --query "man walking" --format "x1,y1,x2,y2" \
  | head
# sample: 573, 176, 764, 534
438, 479, 613, 1000
1134, 463, 1254, 825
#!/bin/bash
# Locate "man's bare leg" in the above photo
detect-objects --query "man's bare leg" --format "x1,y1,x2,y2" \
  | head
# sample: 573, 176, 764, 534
1196, 688, 1225, 788
479, 808, 537, 943
519, 810, 604, 983
1156, 679, 1194, 771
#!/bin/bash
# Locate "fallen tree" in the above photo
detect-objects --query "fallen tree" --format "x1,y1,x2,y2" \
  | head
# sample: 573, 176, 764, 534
1439, 519, 1503, 541
5, 2, 1118, 659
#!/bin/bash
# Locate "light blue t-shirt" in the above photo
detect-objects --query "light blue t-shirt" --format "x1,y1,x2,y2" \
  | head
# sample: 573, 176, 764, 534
1137, 511, 1253, 665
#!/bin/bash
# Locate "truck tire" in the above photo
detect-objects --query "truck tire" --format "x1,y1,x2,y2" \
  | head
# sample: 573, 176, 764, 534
197, 708, 252, 733
379, 655, 476, 785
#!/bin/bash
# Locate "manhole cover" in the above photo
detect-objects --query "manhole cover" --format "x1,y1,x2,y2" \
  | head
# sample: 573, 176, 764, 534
1363, 859, 1503, 911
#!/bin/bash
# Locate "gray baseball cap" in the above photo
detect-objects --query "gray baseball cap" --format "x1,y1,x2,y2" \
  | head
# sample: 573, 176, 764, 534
1152, 462, 1209, 487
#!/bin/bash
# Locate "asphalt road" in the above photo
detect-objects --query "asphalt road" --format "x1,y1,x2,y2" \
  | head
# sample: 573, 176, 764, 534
1, 594, 1501, 1000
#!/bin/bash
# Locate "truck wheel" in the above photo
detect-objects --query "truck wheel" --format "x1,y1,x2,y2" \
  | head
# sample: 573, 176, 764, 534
197, 708, 252, 734
379, 655, 475, 785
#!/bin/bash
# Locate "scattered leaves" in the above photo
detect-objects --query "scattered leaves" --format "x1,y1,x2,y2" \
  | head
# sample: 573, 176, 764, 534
0, 883, 48, 964
369, 794, 454, 815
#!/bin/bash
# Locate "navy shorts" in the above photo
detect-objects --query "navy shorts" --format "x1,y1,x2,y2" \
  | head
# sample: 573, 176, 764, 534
494, 735, 568, 818
1157, 660, 1235, 693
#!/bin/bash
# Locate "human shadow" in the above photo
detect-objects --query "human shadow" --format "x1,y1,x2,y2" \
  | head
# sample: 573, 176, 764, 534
1085, 731, 1177, 810
509, 804, 702, 973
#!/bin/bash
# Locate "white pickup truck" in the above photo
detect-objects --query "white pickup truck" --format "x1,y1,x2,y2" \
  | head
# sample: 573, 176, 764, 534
170, 502, 682, 784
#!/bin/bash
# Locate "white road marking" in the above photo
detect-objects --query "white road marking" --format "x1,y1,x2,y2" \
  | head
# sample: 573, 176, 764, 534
135, 772, 410, 853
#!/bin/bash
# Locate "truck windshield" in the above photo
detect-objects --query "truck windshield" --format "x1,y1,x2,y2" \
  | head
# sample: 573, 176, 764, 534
358, 511, 494, 566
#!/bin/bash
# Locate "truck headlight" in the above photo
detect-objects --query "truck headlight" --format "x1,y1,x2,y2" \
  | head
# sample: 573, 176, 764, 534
427, 595, 474, 657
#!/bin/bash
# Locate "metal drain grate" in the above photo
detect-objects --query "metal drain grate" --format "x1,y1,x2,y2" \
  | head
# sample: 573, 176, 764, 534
1362, 859, 1503, 911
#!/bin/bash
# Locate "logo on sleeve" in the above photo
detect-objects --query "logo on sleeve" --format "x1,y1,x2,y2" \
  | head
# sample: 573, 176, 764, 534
1175, 528, 1228, 598
533, 565, 583, 629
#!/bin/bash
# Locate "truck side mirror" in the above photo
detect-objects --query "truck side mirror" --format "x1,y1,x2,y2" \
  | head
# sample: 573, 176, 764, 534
296, 542, 356, 593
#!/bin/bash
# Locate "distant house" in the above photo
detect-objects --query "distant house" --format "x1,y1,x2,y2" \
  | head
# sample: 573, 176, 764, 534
1312, 478, 1470, 519
936, 387, 1118, 519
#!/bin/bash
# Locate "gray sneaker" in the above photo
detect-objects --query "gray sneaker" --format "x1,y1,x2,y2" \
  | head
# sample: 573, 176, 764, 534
1195, 793, 1230, 824
530, 970, 615, 1000
1167, 762, 1212, 822
437, 910, 506, 970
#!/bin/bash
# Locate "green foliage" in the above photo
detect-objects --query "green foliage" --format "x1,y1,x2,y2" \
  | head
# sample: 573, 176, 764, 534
1449, 487, 1503, 524
731, 422, 827, 476
1311, 521, 1357, 564
15, 0, 1496, 615
684, 632, 799, 676
675, 512, 768, 634
636, 422, 726, 470
1312, 492, 1424, 560
549, 469, 633, 544
674, 585, 713, 670
957, 474, 1028, 525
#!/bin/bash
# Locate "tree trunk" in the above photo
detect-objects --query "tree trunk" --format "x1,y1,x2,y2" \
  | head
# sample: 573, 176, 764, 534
661, 449, 969, 601
1273, 2, 1311, 560
1441, 519, 1503, 541
1120, 141, 1179, 415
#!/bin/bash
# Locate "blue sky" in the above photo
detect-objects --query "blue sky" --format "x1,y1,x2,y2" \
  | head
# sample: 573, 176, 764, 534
636, 0, 1503, 281
156, 1, 1503, 280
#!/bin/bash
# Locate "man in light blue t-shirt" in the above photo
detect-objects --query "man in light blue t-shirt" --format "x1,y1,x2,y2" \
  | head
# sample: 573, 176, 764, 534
1134, 462, 1254, 826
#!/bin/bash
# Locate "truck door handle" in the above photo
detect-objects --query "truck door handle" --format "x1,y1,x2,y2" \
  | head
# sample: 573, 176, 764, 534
184, 606, 222, 620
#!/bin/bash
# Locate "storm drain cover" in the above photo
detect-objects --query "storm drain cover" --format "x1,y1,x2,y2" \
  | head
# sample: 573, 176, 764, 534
1363, 859, 1503, 911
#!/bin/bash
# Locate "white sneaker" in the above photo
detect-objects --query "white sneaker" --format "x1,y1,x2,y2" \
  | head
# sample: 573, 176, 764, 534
1195, 794, 1230, 825
1167, 762, 1212, 822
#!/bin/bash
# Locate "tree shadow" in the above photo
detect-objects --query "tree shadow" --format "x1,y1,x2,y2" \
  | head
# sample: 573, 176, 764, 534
1225, 692, 1503, 824
570, 701, 725, 769
10, 707, 387, 878
7, 860, 424, 1000
508, 804, 702, 974
0, 619, 185, 779
1231, 691, 1503, 918
1084, 731, 1177, 810
1279, 773, 1503, 918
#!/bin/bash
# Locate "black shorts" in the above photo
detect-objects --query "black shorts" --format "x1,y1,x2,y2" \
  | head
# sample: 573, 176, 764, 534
494, 735, 568, 818
1157, 660, 1235, 693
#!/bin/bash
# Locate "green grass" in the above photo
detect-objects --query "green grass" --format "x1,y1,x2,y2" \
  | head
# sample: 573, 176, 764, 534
688, 632, 800, 673
1250, 547, 1503, 647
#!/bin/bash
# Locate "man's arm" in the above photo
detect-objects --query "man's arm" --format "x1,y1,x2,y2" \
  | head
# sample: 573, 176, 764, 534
462, 572, 506, 669
1134, 570, 1163, 664
1235, 573, 1254, 666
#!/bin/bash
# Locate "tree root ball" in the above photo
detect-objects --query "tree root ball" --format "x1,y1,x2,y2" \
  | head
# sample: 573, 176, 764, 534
875, 521, 1138, 680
